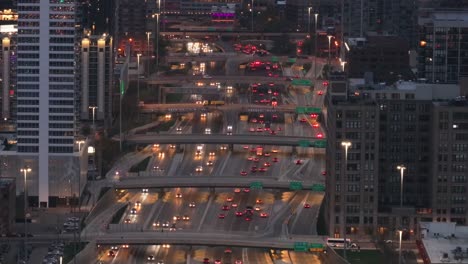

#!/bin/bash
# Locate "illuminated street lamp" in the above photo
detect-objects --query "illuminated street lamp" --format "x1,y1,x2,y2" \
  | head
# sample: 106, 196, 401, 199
137, 53, 142, 104
89, 106, 98, 129
341, 141, 352, 261
327, 35, 333, 67
76, 140, 85, 152
398, 230, 403, 264
397, 165, 406, 208
314, 12, 318, 78
145, 31, 152, 74
20, 166, 32, 262
152, 13, 160, 71
307, 7, 312, 36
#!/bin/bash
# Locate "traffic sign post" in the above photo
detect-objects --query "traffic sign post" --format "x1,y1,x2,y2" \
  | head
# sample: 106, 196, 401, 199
313, 140, 326, 148
309, 243, 325, 252
292, 79, 312, 86
250, 181, 263, 190
289, 181, 303, 191
298, 140, 310, 147
296, 106, 321, 114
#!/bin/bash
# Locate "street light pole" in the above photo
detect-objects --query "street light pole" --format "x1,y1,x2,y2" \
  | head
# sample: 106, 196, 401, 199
88, 106, 97, 129
327, 35, 333, 67
314, 12, 318, 78
341, 141, 352, 262
397, 165, 406, 209
76, 140, 85, 152
251, 0, 254, 32
154, 13, 160, 72
20, 167, 31, 262
398, 230, 403, 264
137, 53, 142, 105
307, 7, 312, 36
145, 32, 152, 75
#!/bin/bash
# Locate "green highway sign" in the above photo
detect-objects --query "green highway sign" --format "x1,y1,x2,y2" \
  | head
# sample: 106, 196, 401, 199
313, 140, 327, 148
289, 181, 303, 191
271, 56, 279, 63
250, 181, 263, 190
311, 184, 325, 192
288, 57, 297, 63
296, 107, 321, 114
293, 242, 308, 252
292, 79, 312, 86
298, 140, 310, 147
309, 243, 324, 249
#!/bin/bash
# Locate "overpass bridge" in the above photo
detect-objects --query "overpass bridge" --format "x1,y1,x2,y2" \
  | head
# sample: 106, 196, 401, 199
146, 75, 295, 85
95, 231, 325, 250
139, 103, 297, 113
114, 176, 324, 190
123, 134, 325, 147
162, 31, 308, 39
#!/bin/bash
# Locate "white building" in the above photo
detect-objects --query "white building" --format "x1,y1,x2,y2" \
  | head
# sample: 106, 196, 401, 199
14, 0, 82, 207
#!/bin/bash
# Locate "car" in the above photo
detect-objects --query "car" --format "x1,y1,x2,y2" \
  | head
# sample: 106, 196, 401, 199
148, 255, 155, 261
259, 167, 267, 172
256, 199, 263, 204
108, 250, 115, 257
189, 202, 196, 208
195, 166, 203, 172
176, 127, 182, 132
310, 113, 318, 118
173, 215, 182, 221
224, 248, 232, 254
124, 218, 131, 224
304, 203, 311, 208
234, 188, 241, 193
236, 211, 244, 217
322, 81, 329, 86
249, 127, 255, 132
157, 261, 164, 264
253, 158, 260, 162
235, 260, 243, 264
300, 118, 307, 123
312, 123, 320, 128
251, 118, 257, 123
135, 201, 141, 207
231, 203, 238, 208
243, 145, 249, 149
201, 113, 207, 118
250, 166, 257, 172
203, 258, 210, 264
254, 206, 261, 211
272, 157, 279, 162
264, 152, 271, 157
220, 145, 227, 150
296, 159, 302, 165
176, 193, 182, 198
215, 260, 222, 264
272, 148, 279, 153
245, 216, 252, 221
142, 188, 149, 193
203, 74, 212, 79
264, 162, 271, 167
260, 213, 269, 218
247, 156, 254, 161
182, 215, 190, 221
130, 208, 137, 214
209, 152, 216, 156
226, 197, 233, 202
207, 160, 213, 166
316, 133, 324, 138
111, 246, 119, 251
205, 128, 211, 134
317, 90, 324, 95
270, 130, 276, 135
218, 214, 225, 219
256, 127, 263, 132
221, 205, 230, 211
240, 170, 248, 176
322, 171, 327, 175
250, 148, 256, 153
169, 144, 176, 149
243, 188, 250, 193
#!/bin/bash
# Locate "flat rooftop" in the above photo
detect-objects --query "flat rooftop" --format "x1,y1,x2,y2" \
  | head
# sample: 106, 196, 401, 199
421, 222, 468, 264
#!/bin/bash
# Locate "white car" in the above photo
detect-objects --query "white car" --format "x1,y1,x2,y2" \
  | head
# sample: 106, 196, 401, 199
195, 166, 203, 172
205, 128, 211, 134
203, 74, 212, 79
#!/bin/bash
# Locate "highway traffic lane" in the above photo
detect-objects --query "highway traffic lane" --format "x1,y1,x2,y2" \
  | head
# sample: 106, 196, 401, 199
288, 251, 323, 264
119, 191, 158, 225
149, 188, 211, 232
247, 248, 275, 264
200, 188, 280, 234
290, 193, 324, 236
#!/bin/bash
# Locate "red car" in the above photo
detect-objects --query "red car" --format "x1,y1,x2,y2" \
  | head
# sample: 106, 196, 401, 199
253, 158, 260, 162
218, 213, 226, 219
203, 258, 210, 264
317, 90, 324, 95
264, 152, 271, 157
322, 171, 327, 175
296, 159, 302, 165
264, 162, 271, 167
243, 188, 250, 193
316, 133, 324, 138
226, 197, 233, 202
221, 205, 230, 211
245, 216, 252, 221
259, 167, 267, 172
240, 171, 248, 176
236, 211, 244, 217
312, 123, 320, 128
300, 118, 307, 123
251, 166, 257, 172
272, 157, 279, 162
323, 81, 329, 86
234, 188, 241, 193
260, 213, 269, 218
304, 203, 311, 208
